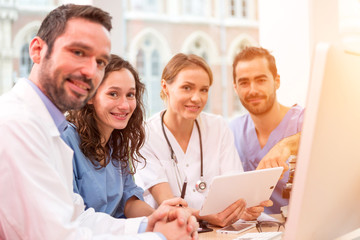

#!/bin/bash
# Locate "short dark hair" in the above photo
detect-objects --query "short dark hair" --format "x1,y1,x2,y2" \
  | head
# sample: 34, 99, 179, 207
37, 4, 112, 56
232, 46, 278, 82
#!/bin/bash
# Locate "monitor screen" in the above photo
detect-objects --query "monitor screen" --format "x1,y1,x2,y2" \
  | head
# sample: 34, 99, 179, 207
284, 43, 360, 239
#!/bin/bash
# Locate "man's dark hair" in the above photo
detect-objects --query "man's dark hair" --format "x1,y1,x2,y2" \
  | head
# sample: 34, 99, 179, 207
232, 46, 278, 82
37, 4, 112, 56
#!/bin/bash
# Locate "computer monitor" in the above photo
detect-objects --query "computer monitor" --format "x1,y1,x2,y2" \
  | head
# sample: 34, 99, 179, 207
284, 43, 360, 239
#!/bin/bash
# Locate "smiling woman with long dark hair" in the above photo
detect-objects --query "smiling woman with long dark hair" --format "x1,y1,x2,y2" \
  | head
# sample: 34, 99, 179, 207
61, 54, 154, 218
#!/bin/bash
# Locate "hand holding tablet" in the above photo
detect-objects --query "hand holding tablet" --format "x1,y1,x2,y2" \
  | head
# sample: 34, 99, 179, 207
199, 167, 283, 216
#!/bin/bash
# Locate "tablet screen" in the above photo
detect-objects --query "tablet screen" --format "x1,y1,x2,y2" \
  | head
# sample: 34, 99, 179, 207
199, 167, 283, 216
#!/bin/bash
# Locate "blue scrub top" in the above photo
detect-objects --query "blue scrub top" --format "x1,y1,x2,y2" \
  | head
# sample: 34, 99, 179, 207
61, 124, 144, 218
229, 105, 304, 214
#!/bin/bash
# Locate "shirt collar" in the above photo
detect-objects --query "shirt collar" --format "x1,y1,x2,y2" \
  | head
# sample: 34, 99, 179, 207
26, 79, 67, 133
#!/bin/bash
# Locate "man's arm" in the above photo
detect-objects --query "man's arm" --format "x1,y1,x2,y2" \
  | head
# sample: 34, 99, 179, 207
256, 132, 301, 177
0, 117, 164, 240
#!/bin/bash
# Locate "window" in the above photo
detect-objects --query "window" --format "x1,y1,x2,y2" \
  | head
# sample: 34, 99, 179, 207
242, 0, 248, 18
131, 0, 160, 13
136, 49, 145, 76
188, 38, 209, 62
183, 0, 206, 16
19, 43, 32, 78
135, 36, 163, 116
230, 0, 236, 17
228, 0, 250, 19
17, 0, 50, 7
151, 50, 160, 76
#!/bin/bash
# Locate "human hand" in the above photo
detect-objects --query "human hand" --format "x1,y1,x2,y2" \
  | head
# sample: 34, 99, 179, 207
153, 217, 198, 240
256, 143, 290, 179
164, 201, 198, 239
240, 200, 273, 221
200, 199, 246, 227
257, 133, 301, 179
147, 198, 198, 239
161, 197, 188, 208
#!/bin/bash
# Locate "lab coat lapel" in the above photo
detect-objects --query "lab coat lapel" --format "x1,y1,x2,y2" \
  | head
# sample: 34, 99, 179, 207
12, 79, 74, 191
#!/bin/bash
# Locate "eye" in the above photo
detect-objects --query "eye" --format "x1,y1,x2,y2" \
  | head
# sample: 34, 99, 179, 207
109, 92, 118, 97
127, 92, 136, 99
201, 88, 209, 93
97, 59, 107, 68
238, 81, 248, 86
73, 50, 84, 57
183, 86, 191, 91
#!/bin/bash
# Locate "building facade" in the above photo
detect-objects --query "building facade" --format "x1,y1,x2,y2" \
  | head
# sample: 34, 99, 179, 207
0, 0, 259, 117
0, 0, 63, 93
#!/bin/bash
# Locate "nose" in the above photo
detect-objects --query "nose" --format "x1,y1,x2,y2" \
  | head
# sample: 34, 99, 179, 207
249, 81, 259, 95
191, 91, 201, 103
80, 57, 98, 79
117, 96, 130, 110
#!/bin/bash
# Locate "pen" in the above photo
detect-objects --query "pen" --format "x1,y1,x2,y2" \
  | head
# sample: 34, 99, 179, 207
180, 176, 187, 199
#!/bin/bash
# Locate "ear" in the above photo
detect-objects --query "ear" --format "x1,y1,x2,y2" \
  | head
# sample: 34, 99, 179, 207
29, 37, 47, 64
275, 74, 280, 90
161, 79, 168, 96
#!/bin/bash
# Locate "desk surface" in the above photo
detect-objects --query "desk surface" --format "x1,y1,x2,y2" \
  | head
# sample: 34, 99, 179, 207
199, 214, 284, 240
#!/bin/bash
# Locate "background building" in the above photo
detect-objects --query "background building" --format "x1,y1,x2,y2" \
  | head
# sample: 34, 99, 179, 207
0, 0, 259, 118
3, 0, 356, 118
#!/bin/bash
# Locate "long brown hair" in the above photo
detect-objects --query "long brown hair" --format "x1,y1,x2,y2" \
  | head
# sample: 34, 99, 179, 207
66, 54, 145, 173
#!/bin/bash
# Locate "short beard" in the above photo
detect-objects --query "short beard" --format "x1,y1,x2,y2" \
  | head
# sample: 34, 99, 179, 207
241, 90, 276, 116
38, 55, 94, 112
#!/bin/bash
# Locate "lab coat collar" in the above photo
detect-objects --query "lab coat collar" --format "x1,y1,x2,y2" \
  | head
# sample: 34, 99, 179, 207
12, 79, 60, 137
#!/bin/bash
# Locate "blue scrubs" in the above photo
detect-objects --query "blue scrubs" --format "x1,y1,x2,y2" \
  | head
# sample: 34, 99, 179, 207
61, 124, 144, 218
229, 105, 304, 214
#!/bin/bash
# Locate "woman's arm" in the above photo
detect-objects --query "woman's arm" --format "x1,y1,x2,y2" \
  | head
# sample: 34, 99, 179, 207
124, 196, 154, 218
149, 182, 175, 205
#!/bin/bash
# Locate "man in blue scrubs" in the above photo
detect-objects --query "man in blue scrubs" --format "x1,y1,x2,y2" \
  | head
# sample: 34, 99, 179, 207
230, 47, 304, 214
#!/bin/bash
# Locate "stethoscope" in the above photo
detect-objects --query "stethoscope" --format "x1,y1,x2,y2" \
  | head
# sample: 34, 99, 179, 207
161, 110, 207, 193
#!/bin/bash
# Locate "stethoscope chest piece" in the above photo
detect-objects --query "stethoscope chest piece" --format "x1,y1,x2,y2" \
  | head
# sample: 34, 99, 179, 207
195, 177, 207, 193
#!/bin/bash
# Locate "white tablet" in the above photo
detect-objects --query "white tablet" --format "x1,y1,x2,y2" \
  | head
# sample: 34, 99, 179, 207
199, 167, 283, 216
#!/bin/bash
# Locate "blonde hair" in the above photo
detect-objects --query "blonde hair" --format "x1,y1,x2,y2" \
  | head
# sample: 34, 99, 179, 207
160, 53, 213, 100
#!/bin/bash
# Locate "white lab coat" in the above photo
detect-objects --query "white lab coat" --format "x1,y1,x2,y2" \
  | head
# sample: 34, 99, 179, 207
0, 79, 161, 240
135, 111, 243, 210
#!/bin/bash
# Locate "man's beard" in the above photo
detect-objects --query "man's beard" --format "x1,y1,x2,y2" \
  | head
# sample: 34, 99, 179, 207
240, 90, 276, 116
38, 57, 95, 112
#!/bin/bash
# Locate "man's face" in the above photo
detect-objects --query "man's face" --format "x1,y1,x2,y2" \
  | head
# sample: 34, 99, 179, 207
38, 18, 111, 112
233, 57, 279, 116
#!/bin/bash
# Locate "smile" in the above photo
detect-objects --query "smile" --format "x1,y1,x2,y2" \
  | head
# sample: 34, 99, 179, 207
111, 112, 128, 120
68, 79, 90, 90
185, 105, 201, 111
67, 78, 91, 96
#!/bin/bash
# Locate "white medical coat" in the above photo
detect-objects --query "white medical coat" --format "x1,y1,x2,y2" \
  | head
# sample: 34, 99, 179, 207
0, 79, 161, 240
135, 111, 243, 210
